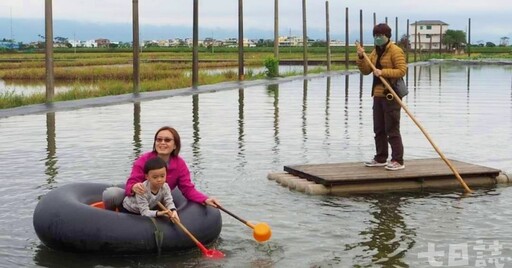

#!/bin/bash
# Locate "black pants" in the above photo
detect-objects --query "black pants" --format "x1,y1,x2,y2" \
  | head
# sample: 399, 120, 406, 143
372, 97, 404, 165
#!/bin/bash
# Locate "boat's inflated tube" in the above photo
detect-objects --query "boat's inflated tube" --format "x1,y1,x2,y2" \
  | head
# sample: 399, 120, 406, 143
33, 183, 222, 254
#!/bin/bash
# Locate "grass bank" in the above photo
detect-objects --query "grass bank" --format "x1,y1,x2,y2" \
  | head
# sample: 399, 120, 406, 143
1, 47, 510, 109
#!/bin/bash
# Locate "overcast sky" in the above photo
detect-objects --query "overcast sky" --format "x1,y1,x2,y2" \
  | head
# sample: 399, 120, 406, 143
0, 0, 511, 43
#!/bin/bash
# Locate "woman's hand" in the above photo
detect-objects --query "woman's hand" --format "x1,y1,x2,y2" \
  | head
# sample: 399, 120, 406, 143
204, 197, 220, 208
132, 182, 146, 195
357, 47, 365, 58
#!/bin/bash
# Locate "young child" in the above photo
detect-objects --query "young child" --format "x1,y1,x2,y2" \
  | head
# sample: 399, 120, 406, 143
122, 157, 179, 221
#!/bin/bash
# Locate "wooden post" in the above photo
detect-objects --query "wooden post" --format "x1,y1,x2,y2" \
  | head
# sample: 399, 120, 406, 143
406, 19, 409, 63
414, 21, 418, 62
344, 7, 348, 69
395, 17, 398, 43
273, 0, 279, 61
45, 0, 54, 103
238, 0, 244, 80
325, 0, 330, 71
359, 10, 363, 46
132, 0, 140, 94
192, 0, 199, 87
302, 0, 308, 74
439, 23, 443, 54
467, 18, 471, 57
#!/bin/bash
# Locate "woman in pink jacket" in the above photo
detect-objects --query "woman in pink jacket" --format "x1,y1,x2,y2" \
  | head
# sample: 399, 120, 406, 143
102, 126, 220, 210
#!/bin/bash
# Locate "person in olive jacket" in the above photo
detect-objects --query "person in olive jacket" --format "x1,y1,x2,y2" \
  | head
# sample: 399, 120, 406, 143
357, 23, 407, 171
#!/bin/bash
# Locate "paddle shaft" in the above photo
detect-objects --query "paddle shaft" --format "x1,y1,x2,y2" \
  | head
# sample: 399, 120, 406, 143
156, 202, 209, 254
356, 42, 472, 193
217, 205, 255, 228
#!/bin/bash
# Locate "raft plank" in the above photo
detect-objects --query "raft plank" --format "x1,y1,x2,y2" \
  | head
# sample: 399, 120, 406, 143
284, 158, 501, 186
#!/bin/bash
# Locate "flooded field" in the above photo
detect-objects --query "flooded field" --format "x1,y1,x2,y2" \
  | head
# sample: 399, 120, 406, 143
0, 62, 511, 267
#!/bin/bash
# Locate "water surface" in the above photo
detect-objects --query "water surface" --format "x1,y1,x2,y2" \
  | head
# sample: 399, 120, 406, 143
0, 63, 511, 267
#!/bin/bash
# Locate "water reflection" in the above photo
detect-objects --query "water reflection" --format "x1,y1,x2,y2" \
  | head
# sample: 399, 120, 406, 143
344, 75, 350, 140
347, 195, 416, 266
0, 79, 98, 95
44, 112, 58, 189
10, 63, 512, 267
237, 89, 247, 171
191, 94, 202, 174
132, 102, 142, 158
266, 84, 280, 165
324, 77, 331, 146
301, 79, 308, 159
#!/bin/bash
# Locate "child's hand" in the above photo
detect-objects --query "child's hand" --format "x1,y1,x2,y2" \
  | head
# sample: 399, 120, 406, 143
167, 210, 180, 223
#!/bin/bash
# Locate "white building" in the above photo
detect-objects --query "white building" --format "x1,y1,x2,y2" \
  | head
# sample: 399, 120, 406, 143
83, 39, 97, 48
409, 20, 448, 50
278, 36, 304, 47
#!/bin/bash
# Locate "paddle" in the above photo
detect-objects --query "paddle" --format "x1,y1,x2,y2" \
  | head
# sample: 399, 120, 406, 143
355, 41, 472, 193
217, 205, 272, 242
156, 202, 224, 258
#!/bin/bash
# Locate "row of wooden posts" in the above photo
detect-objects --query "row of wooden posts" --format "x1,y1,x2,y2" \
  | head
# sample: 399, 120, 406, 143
42, 0, 472, 104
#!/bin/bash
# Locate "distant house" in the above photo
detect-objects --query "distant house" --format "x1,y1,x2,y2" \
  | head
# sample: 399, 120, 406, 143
68, 39, 84, 48
278, 36, 304, 47
95, 38, 111, 48
409, 20, 449, 50
84, 40, 97, 48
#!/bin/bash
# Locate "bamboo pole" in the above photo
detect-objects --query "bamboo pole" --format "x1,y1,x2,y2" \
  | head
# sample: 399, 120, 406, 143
355, 42, 472, 193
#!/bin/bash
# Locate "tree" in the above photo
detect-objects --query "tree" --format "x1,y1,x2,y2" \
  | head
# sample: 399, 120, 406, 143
397, 34, 409, 49
443, 29, 466, 50
499, 37, 509, 47
486, 42, 496, 47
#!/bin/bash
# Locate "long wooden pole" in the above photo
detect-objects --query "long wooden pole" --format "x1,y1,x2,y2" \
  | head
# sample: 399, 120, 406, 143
192, 0, 199, 87
355, 42, 472, 193
132, 0, 140, 94
302, 0, 308, 74
238, 0, 244, 80
325, 0, 330, 71
45, 0, 54, 103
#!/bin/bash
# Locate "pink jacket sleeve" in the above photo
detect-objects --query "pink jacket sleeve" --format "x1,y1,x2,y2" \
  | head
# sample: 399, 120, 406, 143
125, 152, 155, 196
171, 156, 208, 204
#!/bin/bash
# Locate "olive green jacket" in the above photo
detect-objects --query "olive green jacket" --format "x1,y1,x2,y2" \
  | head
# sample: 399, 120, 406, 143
357, 42, 407, 97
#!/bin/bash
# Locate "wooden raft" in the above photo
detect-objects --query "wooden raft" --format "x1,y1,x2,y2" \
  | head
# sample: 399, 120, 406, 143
267, 158, 509, 195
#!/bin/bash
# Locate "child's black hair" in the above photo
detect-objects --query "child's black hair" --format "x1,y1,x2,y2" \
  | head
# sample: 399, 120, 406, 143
143, 157, 167, 174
